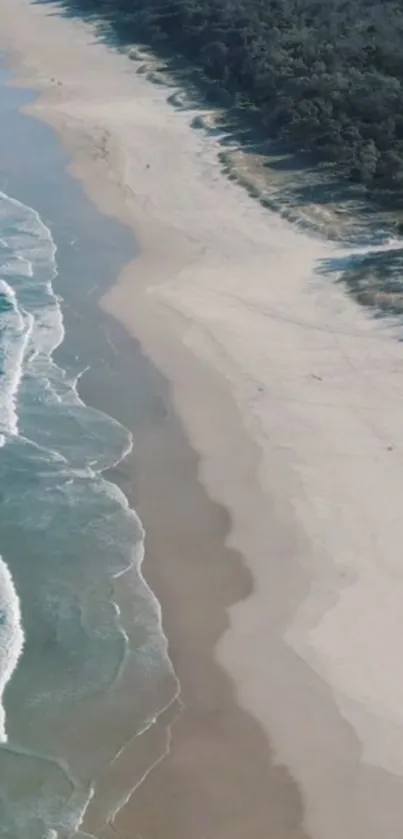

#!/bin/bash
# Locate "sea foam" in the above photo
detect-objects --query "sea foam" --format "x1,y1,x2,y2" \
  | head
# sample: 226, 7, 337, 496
0, 278, 32, 446
0, 555, 24, 742
0, 188, 177, 835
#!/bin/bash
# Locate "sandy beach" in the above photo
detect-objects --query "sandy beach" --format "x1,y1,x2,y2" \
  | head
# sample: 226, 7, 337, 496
3, 0, 403, 836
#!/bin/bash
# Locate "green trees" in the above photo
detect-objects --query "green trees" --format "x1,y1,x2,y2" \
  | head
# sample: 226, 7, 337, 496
62, 0, 403, 198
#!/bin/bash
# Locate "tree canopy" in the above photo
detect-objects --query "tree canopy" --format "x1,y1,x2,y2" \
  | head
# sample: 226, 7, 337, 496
59, 0, 403, 198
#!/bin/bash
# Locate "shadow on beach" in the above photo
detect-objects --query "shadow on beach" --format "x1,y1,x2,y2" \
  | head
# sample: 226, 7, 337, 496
34, 0, 398, 235
33, 0, 403, 318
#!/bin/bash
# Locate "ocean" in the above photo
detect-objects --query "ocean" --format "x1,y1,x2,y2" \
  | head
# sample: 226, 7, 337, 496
0, 71, 178, 836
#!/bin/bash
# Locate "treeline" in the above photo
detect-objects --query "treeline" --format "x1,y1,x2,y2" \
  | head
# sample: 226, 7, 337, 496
59, 0, 403, 196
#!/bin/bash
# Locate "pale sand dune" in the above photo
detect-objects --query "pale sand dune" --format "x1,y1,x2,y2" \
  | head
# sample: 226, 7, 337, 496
3, 0, 403, 836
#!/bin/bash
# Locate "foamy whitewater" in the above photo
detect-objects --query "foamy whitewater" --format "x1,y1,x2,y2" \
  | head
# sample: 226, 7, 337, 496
0, 192, 178, 837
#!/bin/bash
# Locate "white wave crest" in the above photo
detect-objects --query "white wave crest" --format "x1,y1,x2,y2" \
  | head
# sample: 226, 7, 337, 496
0, 555, 24, 742
0, 278, 33, 444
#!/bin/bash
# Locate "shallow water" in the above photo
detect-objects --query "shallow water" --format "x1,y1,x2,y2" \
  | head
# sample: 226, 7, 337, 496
0, 77, 177, 837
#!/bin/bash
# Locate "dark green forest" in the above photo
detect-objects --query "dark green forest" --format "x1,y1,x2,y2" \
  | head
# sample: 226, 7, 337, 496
56, 0, 403, 199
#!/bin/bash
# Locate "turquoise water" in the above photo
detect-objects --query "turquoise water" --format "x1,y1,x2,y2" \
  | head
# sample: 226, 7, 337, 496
0, 74, 177, 837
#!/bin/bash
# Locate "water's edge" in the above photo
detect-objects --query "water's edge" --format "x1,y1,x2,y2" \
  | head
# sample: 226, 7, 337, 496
0, 64, 181, 836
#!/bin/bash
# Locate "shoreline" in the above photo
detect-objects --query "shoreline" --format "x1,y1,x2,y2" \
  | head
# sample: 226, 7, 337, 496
0, 8, 313, 839
4, 1, 403, 837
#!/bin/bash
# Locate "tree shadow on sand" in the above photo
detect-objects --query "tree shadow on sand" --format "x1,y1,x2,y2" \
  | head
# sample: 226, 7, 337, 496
33, 0, 402, 248
34, 0, 403, 323
319, 246, 403, 320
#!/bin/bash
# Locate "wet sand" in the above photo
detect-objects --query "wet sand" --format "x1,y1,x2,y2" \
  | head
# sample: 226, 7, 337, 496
81, 387, 309, 839
3, 0, 403, 837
